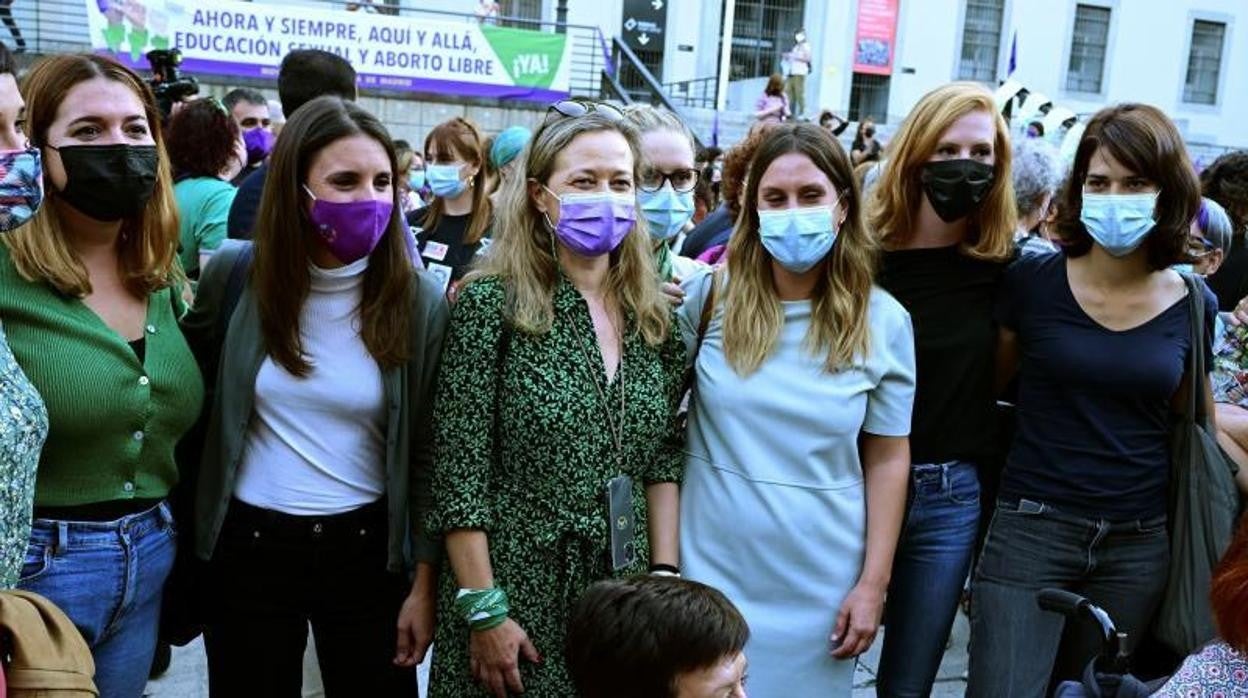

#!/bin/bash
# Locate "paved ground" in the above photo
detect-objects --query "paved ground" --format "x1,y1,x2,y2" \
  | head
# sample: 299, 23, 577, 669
146, 613, 970, 697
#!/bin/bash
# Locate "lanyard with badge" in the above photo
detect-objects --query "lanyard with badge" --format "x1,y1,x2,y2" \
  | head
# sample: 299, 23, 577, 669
572, 304, 635, 571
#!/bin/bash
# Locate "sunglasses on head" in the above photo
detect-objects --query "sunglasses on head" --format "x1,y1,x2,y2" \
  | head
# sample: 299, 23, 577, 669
543, 99, 626, 127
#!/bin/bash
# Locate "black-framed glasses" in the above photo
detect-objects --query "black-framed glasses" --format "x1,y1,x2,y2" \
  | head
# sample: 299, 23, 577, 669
639, 167, 700, 193
543, 99, 626, 127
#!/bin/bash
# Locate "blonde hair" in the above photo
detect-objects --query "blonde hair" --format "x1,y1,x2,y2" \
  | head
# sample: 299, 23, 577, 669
622, 103, 696, 150
723, 122, 877, 375
867, 82, 1016, 260
467, 111, 671, 346
4, 53, 181, 297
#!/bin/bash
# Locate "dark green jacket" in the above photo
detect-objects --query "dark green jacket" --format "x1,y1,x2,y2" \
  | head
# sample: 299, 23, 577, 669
181, 241, 448, 571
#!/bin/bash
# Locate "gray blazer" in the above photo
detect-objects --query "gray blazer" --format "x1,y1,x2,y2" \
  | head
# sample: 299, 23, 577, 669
181, 240, 448, 571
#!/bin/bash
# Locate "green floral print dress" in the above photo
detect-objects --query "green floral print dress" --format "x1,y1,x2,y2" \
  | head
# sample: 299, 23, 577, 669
427, 275, 686, 697
0, 322, 47, 588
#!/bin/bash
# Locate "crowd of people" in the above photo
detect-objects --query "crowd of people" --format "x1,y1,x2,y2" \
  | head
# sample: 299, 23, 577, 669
0, 37, 1246, 698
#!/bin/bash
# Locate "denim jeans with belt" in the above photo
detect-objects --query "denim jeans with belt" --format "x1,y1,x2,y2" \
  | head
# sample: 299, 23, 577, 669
967, 497, 1169, 698
876, 461, 981, 697
18, 502, 177, 698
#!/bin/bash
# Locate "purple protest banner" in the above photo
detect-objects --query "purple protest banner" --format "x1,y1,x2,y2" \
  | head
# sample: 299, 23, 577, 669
85, 0, 571, 101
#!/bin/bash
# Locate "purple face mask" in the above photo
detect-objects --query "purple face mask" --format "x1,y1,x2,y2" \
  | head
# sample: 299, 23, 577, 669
304, 185, 393, 265
544, 188, 636, 258
243, 128, 275, 167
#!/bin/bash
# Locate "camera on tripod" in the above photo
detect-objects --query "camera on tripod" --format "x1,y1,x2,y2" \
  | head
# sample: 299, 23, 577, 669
146, 49, 199, 118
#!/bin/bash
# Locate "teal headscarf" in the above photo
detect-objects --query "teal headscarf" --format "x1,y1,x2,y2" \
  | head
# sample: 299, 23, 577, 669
489, 126, 532, 171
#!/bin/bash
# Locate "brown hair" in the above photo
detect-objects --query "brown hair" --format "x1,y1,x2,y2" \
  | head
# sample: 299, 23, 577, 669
724, 122, 877, 374
765, 73, 784, 97
1200, 150, 1248, 238
721, 123, 776, 219
3, 53, 181, 297
1054, 103, 1200, 270
1211, 515, 1248, 653
867, 82, 1016, 261
166, 97, 241, 179
422, 117, 492, 245
252, 96, 411, 377
567, 576, 749, 698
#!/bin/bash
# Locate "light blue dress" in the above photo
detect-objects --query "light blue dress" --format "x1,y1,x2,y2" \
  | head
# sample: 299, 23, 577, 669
677, 270, 915, 694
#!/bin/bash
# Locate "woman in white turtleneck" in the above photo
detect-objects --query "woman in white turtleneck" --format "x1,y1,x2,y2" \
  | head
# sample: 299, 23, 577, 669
183, 96, 449, 696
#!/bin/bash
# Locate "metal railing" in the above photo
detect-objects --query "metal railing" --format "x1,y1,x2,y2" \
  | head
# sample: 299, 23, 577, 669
605, 36, 705, 148
662, 76, 717, 109
7, 0, 606, 99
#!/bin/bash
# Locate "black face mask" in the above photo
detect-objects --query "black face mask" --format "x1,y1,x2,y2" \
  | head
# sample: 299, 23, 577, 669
920, 159, 995, 223
50, 144, 159, 222
864, 127, 876, 138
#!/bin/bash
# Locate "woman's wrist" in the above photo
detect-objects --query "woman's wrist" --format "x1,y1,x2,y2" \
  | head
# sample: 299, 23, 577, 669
648, 563, 681, 577
454, 587, 510, 632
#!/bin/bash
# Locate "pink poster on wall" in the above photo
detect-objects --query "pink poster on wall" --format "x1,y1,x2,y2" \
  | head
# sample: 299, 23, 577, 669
852, 0, 900, 75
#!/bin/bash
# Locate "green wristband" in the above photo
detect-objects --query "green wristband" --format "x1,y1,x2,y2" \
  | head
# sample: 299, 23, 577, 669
454, 587, 510, 632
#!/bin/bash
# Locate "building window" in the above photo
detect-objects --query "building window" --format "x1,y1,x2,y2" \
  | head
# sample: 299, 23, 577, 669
1183, 20, 1226, 105
849, 73, 891, 123
729, 0, 806, 80
958, 0, 1005, 83
1065, 4, 1111, 93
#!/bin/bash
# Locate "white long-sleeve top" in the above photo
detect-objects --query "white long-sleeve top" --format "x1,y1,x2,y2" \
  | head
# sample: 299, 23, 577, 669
234, 256, 387, 515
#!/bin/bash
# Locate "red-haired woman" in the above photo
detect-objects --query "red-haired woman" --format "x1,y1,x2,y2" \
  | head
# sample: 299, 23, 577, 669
1156, 515, 1248, 694
165, 97, 246, 281
409, 116, 493, 295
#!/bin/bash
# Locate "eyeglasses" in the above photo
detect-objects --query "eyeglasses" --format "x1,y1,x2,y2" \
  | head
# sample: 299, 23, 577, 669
1187, 235, 1216, 257
543, 99, 626, 127
640, 167, 700, 193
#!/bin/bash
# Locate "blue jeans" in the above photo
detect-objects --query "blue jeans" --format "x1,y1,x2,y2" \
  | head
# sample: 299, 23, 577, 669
18, 502, 177, 698
966, 498, 1168, 698
876, 461, 981, 697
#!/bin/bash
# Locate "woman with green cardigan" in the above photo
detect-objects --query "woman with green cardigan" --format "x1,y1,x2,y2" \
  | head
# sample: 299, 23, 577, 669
0, 53, 202, 698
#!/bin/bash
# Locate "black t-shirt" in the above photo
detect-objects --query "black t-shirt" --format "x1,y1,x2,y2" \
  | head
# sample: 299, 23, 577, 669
878, 245, 1007, 465
995, 252, 1217, 520
407, 208, 486, 293
1205, 236, 1248, 311
852, 137, 882, 162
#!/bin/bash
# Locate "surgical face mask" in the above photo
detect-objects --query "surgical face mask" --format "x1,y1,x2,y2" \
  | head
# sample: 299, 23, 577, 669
304, 185, 393, 265
50, 143, 158, 222
1172, 263, 1195, 275
795, 33, 806, 43
920, 159, 995, 223
409, 170, 426, 191
243, 128, 274, 167
426, 163, 467, 198
638, 185, 694, 241
1080, 192, 1159, 257
757, 204, 838, 273
544, 187, 636, 258
0, 147, 43, 233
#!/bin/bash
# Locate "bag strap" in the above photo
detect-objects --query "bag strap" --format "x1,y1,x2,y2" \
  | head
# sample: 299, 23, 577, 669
492, 307, 514, 465
681, 269, 719, 396
1181, 272, 1208, 424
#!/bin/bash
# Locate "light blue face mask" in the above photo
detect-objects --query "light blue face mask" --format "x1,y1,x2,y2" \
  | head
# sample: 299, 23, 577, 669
409, 169, 426, 191
426, 163, 467, 198
757, 205, 838, 273
1172, 263, 1195, 275
638, 186, 695, 241
1080, 192, 1159, 257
